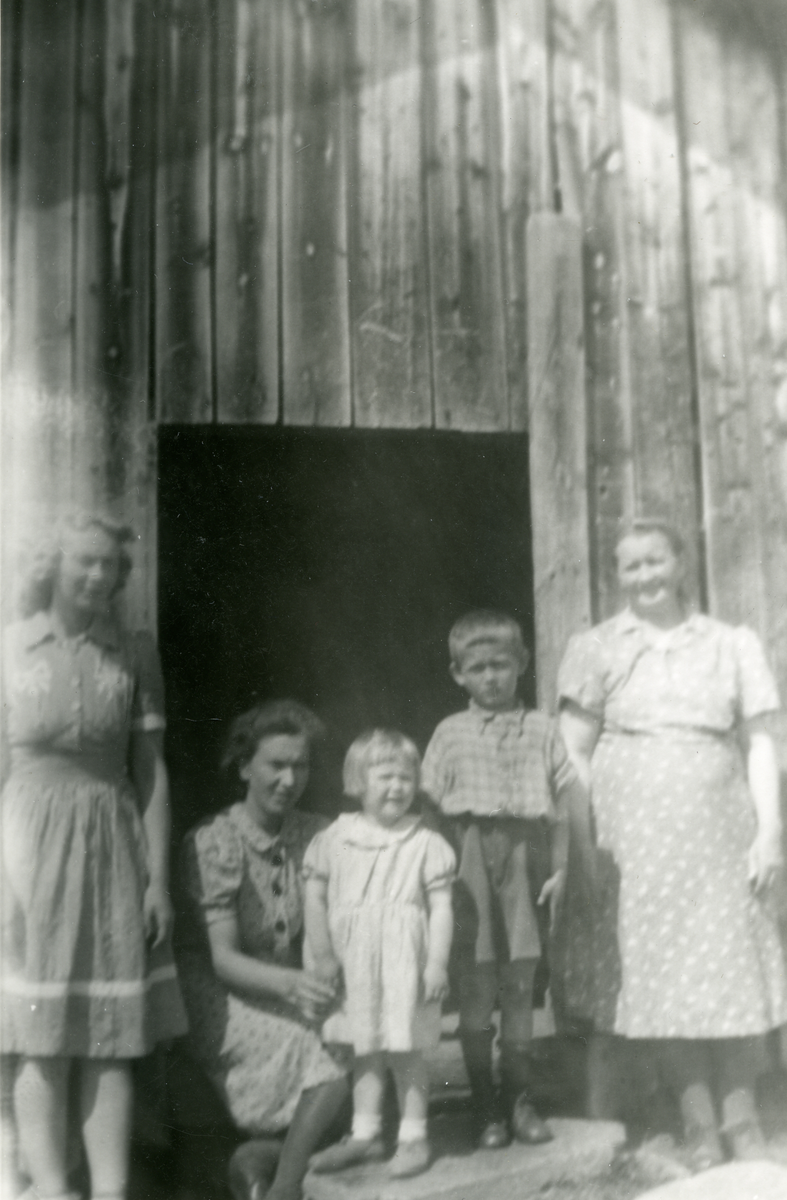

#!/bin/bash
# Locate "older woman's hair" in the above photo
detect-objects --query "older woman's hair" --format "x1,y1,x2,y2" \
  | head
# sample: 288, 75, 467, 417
222, 700, 326, 772
17, 509, 135, 617
615, 518, 686, 559
343, 729, 421, 799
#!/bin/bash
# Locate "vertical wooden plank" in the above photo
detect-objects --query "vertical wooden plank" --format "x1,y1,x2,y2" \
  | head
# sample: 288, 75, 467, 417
551, 0, 632, 617
215, 0, 279, 423
527, 212, 592, 708
349, 0, 431, 429
494, 0, 553, 431
616, 0, 699, 592
155, 0, 213, 423
281, 0, 351, 426
73, 0, 114, 508
423, 0, 509, 431
679, 6, 787, 686
117, 0, 159, 631
678, 9, 765, 632
5, 0, 80, 541
552, 0, 701, 618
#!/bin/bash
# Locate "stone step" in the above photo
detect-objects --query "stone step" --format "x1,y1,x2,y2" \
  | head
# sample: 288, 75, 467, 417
304, 1117, 626, 1200
638, 1160, 787, 1200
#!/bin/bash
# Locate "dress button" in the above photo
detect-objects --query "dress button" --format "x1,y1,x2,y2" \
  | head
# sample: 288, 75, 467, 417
271, 883, 282, 897
274, 919, 286, 933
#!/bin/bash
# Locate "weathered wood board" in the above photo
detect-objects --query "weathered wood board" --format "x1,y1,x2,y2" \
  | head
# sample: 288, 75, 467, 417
423, 0, 509, 432
281, 0, 351, 427
494, 0, 553, 432
679, 3, 787, 691
215, 0, 280, 423
155, 0, 213, 423
527, 213, 592, 708
348, 0, 431, 429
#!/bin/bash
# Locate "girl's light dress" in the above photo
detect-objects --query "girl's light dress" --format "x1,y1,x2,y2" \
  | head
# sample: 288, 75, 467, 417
1, 611, 187, 1057
557, 610, 787, 1039
303, 812, 456, 1055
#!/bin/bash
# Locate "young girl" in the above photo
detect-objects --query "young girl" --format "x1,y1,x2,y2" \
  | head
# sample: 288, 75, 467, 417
303, 730, 455, 1179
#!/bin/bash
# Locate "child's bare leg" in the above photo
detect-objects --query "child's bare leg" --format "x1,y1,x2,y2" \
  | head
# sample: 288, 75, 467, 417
308, 1055, 386, 1174
80, 1058, 133, 1198
14, 1056, 71, 1198
388, 1053, 430, 1177
499, 959, 551, 1144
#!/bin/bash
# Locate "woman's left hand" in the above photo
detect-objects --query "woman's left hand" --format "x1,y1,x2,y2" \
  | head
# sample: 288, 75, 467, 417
144, 880, 174, 948
748, 829, 784, 897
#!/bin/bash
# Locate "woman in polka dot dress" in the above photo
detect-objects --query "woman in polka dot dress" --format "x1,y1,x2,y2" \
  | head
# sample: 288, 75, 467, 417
558, 519, 787, 1170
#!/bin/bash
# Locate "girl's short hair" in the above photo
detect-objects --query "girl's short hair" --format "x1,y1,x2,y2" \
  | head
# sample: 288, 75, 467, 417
448, 609, 527, 668
343, 729, 421, 799
221, 700, 325, 772
17, 509, 135, 617
615, 518, 686, 559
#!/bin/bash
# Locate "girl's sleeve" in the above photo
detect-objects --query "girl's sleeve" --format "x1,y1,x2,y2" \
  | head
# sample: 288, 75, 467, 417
557, 629, 606, 718
182, 815, 243, 924
733, 626, 781, 721
423, 831, 457, 892
302, 826, 332, 883
130, 631, 166, 733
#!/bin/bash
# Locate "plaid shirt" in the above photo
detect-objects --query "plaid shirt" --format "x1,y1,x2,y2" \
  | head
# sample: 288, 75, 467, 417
421, 702, 575, 820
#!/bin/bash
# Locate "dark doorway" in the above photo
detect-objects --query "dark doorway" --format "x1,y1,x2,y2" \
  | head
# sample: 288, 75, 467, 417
159, 427, 534, 836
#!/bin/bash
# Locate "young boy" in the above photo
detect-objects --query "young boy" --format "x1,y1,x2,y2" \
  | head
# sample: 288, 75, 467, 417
421, 610, 577, 1149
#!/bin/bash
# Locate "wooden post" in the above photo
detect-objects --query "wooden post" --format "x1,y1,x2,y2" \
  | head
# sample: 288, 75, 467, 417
527, 212, 592, 709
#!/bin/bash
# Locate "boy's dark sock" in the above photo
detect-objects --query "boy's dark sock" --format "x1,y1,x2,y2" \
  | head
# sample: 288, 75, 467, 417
459, 1028, 511, 1149
499, 1041, 553, 1144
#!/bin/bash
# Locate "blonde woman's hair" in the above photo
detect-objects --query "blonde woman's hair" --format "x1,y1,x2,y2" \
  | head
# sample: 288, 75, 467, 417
343, 729, 421, 799
16, 509, 135, 617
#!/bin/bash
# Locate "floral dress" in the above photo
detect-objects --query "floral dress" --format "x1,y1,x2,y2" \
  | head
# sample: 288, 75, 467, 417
557, 610, 787, 1038
178, 803, 347, 1134
1, 610, 187, 1057
302, 813, 456, 1055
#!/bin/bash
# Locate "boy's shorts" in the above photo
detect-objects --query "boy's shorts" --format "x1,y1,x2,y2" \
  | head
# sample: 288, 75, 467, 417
450, 816, 551, 965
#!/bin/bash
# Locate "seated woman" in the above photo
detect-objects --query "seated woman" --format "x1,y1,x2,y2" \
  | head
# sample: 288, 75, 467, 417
177, 701, 349, 1200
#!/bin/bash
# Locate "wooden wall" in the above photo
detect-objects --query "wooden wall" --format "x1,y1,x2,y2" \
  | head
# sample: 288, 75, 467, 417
3, 0, 787, 711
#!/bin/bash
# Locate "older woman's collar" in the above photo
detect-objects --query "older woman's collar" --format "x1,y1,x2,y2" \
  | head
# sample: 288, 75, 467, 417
616, 608, 705, 637
20, 608, 120, 650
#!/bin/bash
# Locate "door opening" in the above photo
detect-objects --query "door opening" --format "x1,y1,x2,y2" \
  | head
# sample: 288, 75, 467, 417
159, 427, 534, 835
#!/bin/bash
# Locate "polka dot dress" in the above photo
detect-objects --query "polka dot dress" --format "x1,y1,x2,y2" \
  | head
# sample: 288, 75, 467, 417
558, 611, 787, 1038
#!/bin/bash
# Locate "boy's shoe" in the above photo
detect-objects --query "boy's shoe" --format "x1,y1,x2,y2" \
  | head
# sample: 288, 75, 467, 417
308, 1135, 386, 1174
510, 1097, 553, 1145
478, 1117, 511, 1150
388, 1139, 431, 1178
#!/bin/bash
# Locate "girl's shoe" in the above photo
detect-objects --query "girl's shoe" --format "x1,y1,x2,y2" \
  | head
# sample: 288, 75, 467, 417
683, 1126, 725, 1173
388, 1140, 431, 1178
308, 1135, 386, 1174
